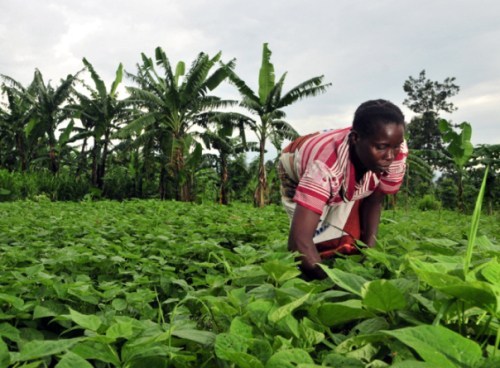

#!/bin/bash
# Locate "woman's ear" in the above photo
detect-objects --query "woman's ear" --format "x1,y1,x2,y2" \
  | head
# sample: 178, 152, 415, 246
349, 130, 359, 145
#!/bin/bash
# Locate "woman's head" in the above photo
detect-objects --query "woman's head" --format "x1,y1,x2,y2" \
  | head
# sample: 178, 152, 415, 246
349, 99, 406, 174
352, 99, 405, 138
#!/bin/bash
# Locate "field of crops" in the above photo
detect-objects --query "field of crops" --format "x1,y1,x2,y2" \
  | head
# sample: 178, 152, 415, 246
0, 199, 499, 367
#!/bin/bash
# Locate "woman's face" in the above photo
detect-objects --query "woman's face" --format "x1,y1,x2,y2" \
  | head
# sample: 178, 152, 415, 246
352, 122, 405, 173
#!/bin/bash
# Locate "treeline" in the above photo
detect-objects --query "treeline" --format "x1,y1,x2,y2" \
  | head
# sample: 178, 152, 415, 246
0, 43, 330, 206
0, 45, 498, 211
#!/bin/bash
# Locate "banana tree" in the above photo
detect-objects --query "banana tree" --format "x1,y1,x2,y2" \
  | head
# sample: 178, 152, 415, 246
122, 46, 235, 201
69, 59, 125, 188
26, 69, 79, 174
198, 112, 257, 204
439, 119, 474, 211
225, 43, 331, 207
0, 75, 38, 171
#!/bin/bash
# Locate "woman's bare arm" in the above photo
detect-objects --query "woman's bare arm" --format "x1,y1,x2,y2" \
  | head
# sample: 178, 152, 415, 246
288, 204, 326, 279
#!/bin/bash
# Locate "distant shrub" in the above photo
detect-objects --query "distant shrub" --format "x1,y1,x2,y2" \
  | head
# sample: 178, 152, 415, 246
417, 194, 442, 211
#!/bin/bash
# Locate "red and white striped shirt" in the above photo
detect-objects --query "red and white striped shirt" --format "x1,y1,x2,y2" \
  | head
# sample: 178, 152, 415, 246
283, 127, 408, 215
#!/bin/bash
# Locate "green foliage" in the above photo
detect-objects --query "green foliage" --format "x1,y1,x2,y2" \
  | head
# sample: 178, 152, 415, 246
439, 119, 474, 169
417, 194, 442, 211
226, 42, 330, 206
0, 200, 498, 366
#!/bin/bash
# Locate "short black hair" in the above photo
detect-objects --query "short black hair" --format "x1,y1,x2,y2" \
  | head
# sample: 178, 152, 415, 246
352, 99, 405, 138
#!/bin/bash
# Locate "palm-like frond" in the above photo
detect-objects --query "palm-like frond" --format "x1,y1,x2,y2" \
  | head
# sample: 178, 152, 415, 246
270, 120, 299, 141
278, 76, 331, 108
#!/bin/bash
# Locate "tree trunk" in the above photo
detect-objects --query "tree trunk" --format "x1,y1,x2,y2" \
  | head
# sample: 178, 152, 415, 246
91, 143, 100, 187
173, 145, 190, 202
97, 131, 110, 189
159, 164, 167, 200
254, 136, 268, 207
220, 154, 229, 205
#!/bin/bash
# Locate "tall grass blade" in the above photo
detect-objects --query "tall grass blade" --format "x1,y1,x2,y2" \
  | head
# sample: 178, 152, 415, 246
464, 166, 489, 277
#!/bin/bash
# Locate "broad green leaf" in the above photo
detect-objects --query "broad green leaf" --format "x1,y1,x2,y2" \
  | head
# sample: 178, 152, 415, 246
106, 320, 135, 340
218, 350, 264, 368
261, 260, 301, 283
229, 317, 254, 339
33, 305, 60, 319
268, 292, 310, 323
362, 279, 407, 312
265, 349, 314, 368
317, 300, 374, 326
214, 333, 247, 360
258, 43, 275, 104
481, 260, 500, 284
71, 340, 121, 366
111, 298, 127, 311
66, 308, 102, 331
408, 259, 463, 287
351, 317, 390, 335
335, 333, 385, 354
322, 353, 364, 368
171, 328, 216, 345
390, 361, 434, 367
0, 338, 10, 368
319, 265, 368, 296
11, 338, 83, 362
383, 325, 482, 368
121, 342, 176, 364
438, 281, 499, 313
55, 351, 93, 368
0, 322, 20, 342
246, 299, 274, 326
0, 293, 24, 309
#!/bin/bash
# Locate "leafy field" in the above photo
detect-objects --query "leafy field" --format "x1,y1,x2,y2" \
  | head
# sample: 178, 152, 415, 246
0, 200, 499, 367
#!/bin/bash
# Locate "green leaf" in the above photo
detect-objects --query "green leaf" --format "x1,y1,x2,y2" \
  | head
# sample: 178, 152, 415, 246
362, 279, 407, 313
111, 298, 127, 311
12, 338, 83, 362
319, 265, 368, 296
317, 300, 374, 326
229, 317, 254, 339
0, 338, 10, 368
265, 349, 314, 368
66, 308, 102, 331
438, 281, 499, 313
464, 166, 488, 275
0, 322, 21, 342
215, 333, 248, 360
0, 293, 24, 309
171, 328, 216, 345
268, 292, 310, 323
106, 320, 135, 340
261, 260, 301, 283
383, 325, 483, 368
55, 351, 93, 368
71, 340, 121, 366
481, 260, 500, 284
258, 43, 276, 104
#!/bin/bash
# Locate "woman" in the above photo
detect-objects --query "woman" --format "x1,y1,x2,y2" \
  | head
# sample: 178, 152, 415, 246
279, 99, 408, 280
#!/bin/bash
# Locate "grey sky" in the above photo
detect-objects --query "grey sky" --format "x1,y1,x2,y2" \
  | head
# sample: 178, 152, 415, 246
2, 0, 499, 144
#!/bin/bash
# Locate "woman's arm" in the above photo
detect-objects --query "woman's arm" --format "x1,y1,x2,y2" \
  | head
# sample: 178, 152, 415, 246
288, 204, 326, 280
359, 190, 385, 247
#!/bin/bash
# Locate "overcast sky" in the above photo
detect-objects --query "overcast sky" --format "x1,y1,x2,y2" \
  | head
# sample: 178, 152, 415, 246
2, 0, 499, 145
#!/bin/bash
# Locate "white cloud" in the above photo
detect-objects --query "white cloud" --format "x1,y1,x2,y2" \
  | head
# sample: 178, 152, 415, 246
1, 0, 499, 145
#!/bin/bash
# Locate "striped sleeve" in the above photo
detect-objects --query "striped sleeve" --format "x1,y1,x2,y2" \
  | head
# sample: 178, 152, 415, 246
378, 140, 408, 194
294, 160, 336, 214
